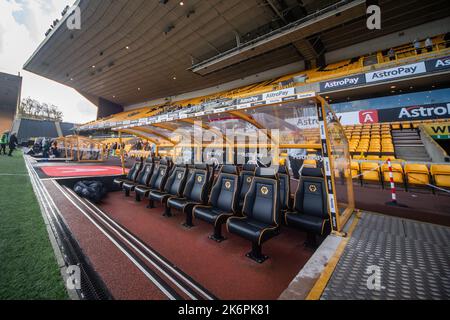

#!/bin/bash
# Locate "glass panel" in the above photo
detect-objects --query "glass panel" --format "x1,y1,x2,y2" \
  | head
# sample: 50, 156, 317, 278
244, 101, 321, 146
324, 101, 355, 228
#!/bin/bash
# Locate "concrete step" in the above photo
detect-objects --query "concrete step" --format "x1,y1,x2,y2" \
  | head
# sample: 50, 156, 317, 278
392, 134, 421, 139
401, 157, 432, 162
393, 140, 423, 145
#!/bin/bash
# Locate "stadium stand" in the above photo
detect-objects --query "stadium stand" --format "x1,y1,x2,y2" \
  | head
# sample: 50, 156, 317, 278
14, 117, 76, 143
81, 33, 450, 131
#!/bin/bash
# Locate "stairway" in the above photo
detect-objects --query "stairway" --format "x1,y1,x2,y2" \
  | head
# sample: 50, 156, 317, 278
392, 129, 432, 162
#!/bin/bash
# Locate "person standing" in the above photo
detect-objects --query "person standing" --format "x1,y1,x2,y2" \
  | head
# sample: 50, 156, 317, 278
413, 39, 421, 54
0, 131, 8, 155
387, 48, 395, 61
42, 138, 50, 158
8, 133, 18, 157
425, 37, 433, 52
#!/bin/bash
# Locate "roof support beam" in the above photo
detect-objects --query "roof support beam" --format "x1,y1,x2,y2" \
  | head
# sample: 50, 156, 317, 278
118, 129, 159, 146
134, 127, 176, 145
179, 119, 234, 147
227, 110, 274, 142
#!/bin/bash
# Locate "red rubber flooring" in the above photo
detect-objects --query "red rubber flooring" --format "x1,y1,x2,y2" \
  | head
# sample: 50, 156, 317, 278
99, 192, 313, 300
43, 181, 168, 300
41, 165, 126, 177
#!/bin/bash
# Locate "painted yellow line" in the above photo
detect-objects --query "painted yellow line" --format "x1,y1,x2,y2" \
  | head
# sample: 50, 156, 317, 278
306, 211, 361, 300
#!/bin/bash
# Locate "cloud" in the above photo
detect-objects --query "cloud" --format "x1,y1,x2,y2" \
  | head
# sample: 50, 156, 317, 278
77, 100, 96, 116
0, 0, 97, 124
0, 23, 4, 53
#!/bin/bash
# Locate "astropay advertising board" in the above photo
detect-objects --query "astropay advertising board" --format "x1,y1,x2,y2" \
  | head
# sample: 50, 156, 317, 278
365, 62, 427, 83
335, 103, 450, 125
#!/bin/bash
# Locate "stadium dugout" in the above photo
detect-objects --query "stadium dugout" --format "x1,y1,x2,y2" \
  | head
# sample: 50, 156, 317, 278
19, 0, 450, 301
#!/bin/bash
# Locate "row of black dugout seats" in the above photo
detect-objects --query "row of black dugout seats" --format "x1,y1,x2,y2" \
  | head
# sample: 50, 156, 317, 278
113, 157, 331, 263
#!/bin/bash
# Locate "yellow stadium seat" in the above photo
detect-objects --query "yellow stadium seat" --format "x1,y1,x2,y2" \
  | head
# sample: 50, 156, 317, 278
431, 165, 450, 188
366, 155, 381, 160
382, 163, 404, 184
405, 164, 430, 187
361, 162, 381, 184
345, 161, 360, 179
402, 123, 412, 130
391, 123, 401, 130
303, 159, 317, 168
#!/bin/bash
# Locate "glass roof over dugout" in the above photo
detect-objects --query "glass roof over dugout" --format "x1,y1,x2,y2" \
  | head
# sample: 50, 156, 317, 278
131, 99, 323, 149
95, 95, 354, 233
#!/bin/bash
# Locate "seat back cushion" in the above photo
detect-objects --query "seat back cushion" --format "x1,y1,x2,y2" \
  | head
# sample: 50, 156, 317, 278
138, 163, 154, 185
166, 166, 187, 196
244, 177, 279, 226
127, 162, 140, 180
210, 173, 239, 212
150, 163, 169, 190
295, 176, 328, 219
184, 170, 208, 202
130, 162, 143, 181
239, 171, 254, 204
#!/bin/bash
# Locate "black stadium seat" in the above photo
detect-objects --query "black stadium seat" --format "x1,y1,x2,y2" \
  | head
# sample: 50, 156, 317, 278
148, 165, 188, 210
284, 168, 330, 247
277, 165, 291, 212
166, 164, 210, 227
193, 165, 240, 242
123, 159, 155, 197
227, 167, 280, 263
135, 159, 171, 202
237, 164, 257, 211
113, 159, 144, 189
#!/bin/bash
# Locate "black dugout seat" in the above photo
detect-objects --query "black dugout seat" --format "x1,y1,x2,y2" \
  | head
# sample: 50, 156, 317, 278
122, 159, 155, 197
227, 168, 280, 263
237, 164, 257, 211
148, 165, 188, 210
113, 159, 144, 189
277, 165, 291, 212
193, 165, 239, 242
166, 164, 210, 227
284, 168, 330, 247
135, 159, 171, 202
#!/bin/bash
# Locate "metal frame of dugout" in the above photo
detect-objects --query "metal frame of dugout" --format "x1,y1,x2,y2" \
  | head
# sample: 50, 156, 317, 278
55, 135, 105, 163
100, 95, 354, 234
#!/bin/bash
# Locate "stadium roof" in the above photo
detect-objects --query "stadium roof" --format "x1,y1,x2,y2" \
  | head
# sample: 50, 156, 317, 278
23, 0, 450, 107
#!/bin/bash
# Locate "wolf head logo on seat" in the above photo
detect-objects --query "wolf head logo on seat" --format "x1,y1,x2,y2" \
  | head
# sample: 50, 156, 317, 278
261, 186, 269, 195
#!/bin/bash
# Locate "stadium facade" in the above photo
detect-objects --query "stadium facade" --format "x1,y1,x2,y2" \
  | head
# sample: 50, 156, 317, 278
0, 71, 22, 133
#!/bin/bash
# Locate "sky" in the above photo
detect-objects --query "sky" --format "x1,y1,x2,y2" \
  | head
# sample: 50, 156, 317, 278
0, 0, 97, 124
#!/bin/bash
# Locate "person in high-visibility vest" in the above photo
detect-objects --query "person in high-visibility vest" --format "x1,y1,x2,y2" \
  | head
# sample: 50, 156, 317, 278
0, 132, 9, 155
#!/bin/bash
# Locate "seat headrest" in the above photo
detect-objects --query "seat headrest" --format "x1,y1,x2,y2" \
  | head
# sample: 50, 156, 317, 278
195, 164, 208, 171
175, 164, 187, 169
160, 159, 168, 166
221, 165, 237, 175
302, 167, 324, 178
278, 165, 288, 175
242, 164, 257, 172
256, 167, 277, 179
